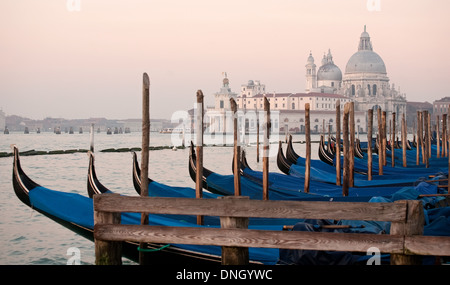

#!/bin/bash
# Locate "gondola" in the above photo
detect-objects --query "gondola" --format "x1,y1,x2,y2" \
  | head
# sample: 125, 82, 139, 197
12, 145, 237, 265
318, 134, 335, 165
187, 141, 422, 199
278, 141, 446, 188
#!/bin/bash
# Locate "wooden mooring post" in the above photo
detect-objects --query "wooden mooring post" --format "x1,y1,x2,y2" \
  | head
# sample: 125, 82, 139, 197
382, 111, 387, 166
263, 97, 270, 200
342, 103, 349, 196
391, 112, 396, 167
416, 111, 420, 165
436, 115, 440, 158
139, 73, 150, 265
196, 90, 204, 224
402, 113, 407, 167
349, 102, 355, 187
335, 100, 341, 186
304, 103, 311, 193
424, 110, 429, 168
377, 107, 383, 175
443, 113, 447, 157
367, 109, 373, 180
230, 98, 241, 196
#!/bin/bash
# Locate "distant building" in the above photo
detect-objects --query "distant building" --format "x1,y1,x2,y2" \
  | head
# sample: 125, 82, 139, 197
433, 97, 450, 118
0, 109, 5, 132
206, 26, 409, 136
207, 74, 365, 135
406, 101, 433, 130
306, 26, 407, 121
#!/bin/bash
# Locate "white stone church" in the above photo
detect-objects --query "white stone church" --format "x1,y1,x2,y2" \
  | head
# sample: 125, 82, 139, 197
205, 26, 406, 136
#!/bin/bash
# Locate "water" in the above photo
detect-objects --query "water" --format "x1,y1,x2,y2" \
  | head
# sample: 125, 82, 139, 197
0, 131, 321, 265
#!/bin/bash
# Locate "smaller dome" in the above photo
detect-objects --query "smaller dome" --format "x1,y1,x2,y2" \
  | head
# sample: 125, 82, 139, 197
317, 63, 342, 81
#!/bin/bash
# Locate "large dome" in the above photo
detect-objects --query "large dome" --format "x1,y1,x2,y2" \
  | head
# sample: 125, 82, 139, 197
317, 63, 342, 81
345, 50, 386, 74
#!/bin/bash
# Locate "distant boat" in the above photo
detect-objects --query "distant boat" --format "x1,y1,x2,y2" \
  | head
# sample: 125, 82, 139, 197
4, 127, 9, 134
106, 127, 112, 135
69, 127, 74, 134
159, 128, 173, 134
24, 127, 29, 134
124, 127, 131, 133
79, 127, 83, 134
36, 128, 41, 134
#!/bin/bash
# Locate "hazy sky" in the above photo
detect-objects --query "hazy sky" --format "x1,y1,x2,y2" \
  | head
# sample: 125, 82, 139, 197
1, 0, 449, 120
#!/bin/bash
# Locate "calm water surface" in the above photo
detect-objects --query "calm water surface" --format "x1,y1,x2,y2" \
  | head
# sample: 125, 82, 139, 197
0, 131, 321, 265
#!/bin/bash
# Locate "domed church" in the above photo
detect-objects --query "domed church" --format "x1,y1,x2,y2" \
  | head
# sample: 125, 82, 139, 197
306, 26, 407, 115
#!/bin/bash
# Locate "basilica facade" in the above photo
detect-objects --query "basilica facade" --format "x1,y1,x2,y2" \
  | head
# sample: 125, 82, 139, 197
206, 26, 406, 136
307, 26, 407, 115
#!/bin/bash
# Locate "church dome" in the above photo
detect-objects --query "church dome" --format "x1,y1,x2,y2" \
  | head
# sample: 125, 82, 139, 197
345, 26, 387, 75
345, 50, 386, 74
317, 63, 342, 81
317, 49, 342, 81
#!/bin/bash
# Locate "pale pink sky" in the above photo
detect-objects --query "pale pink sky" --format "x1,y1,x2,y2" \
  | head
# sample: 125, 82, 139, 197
1, 0, 449, 119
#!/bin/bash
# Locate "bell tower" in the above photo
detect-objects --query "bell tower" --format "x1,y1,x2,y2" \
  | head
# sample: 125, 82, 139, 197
305, 52, 317, 92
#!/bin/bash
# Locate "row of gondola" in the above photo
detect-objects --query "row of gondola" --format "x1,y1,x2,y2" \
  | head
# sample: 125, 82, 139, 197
11, 135, 450, 264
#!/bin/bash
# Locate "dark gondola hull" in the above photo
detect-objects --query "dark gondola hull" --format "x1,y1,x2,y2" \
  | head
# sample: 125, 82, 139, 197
13, 146, 222, 265
277, 141, 292, 175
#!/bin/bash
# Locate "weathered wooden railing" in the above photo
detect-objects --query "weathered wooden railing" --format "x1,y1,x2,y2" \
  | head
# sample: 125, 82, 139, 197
93, 194, 450, 265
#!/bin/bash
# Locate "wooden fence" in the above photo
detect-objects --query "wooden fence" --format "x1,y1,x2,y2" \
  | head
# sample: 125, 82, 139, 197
93, 194, 450, 265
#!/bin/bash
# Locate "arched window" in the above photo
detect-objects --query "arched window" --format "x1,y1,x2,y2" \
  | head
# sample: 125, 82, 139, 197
367, 84, 371, 96
373, 84, 377, 95
351, 85, 355, 96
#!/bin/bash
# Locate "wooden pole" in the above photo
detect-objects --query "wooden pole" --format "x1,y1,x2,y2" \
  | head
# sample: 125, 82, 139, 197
416, 111, 420, 165
94, 206, 122, 265
90, 123, 95, 152
420, 112, 425, 164
256, 106, 260, 163
448, 110, 450, 171
382, 111, 387, 166
392, 112, 396, 167
436, 115, 440, 158
139, 72, 150, 265
390, 200, 424, 265
402, 113, 407, 167
196, 90, 204, 225
230, 98, 241, 196
424, 111, 429, 168
342, 103, 350, 196
367, 109, 373, 180
377, 107, 383, 175
428, 112, 431, 159
349, 102, 355, 187
443, 114, 447, 157
219, 196, 250, 265
263, 97, 270, 200
335, 100, 341, 186
304, 103, 311, 193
